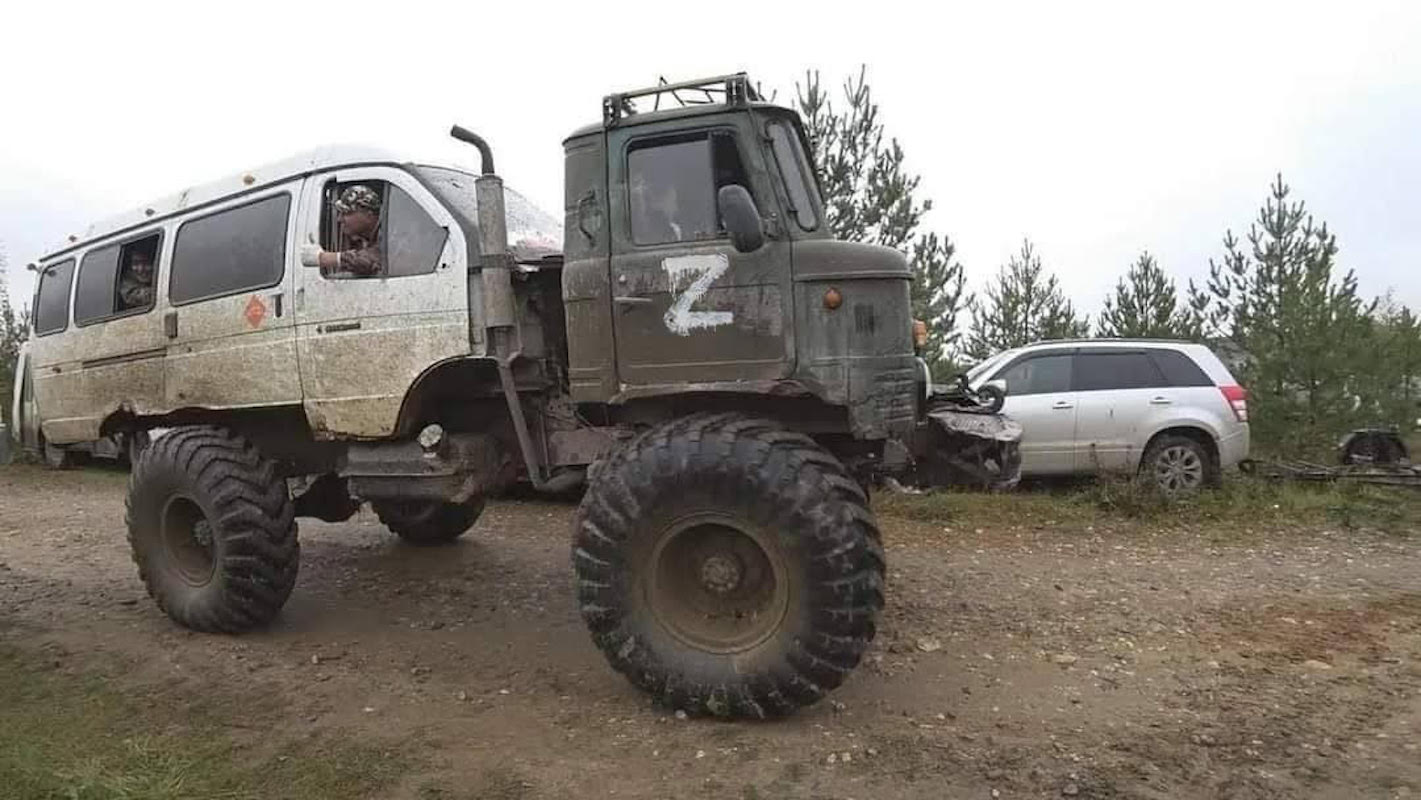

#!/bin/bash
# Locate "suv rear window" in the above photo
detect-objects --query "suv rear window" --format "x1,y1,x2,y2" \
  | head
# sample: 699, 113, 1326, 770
1074, 351, 1165, 391
34, 259, 76, 336
1148, 349, 1212, 387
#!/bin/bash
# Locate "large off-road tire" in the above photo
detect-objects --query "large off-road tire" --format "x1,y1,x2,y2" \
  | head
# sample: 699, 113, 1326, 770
373, 498, 485, 545
1140, 433, 1218, 495
126, 426, 299, 632
574, 413, 886, 719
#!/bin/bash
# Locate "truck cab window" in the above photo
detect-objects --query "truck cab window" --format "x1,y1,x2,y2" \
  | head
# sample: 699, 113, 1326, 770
628, 132, 751, 246
767, 121, 817, 230
320, 180, 445, 278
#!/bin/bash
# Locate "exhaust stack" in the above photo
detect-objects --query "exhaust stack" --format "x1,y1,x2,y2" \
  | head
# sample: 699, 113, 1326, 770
449, 125, 516, 343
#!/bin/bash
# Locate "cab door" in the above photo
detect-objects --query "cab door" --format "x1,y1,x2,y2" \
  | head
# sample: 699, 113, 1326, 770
293, 167, 469, 438
607, 117, 794, 387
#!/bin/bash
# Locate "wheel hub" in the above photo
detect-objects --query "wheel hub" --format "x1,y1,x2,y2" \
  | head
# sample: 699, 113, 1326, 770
160, 496, 217, 586
699, 553, 743, 594
648, 515, 790, 654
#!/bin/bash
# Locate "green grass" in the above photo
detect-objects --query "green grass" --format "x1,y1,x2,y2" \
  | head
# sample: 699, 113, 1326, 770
0, 645, 412, 800
876, 474, 1421, 533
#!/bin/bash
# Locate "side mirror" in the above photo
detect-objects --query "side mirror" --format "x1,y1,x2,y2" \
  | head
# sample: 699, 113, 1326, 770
717, 185, 764, 253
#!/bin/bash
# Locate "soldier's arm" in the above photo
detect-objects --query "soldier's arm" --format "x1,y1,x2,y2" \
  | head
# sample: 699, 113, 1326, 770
315, 247, 382, 277
338, 246, 383, 277
118, 280, 150, 308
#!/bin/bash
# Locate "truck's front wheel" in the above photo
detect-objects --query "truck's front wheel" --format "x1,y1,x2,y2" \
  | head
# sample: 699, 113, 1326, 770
574, 414, 885, 718
126, 426, 299, 632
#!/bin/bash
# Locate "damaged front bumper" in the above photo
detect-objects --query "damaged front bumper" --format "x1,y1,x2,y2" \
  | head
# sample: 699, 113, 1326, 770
892, 407, 1023, 491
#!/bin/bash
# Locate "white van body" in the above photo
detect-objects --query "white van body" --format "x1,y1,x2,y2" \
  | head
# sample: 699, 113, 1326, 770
21, 146, 560, 452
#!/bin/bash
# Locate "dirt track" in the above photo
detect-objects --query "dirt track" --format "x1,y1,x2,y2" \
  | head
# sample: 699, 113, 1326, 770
2, 464, 1420, 799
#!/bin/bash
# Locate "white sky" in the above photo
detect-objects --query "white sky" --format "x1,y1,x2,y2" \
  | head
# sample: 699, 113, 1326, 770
3, 0, 1419, 323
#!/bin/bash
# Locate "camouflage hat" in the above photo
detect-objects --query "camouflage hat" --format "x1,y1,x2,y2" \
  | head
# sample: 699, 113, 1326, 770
333, 185, 381, 214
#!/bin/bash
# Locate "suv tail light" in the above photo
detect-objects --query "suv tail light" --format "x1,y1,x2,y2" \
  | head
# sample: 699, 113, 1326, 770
1220, 384, 1248, 422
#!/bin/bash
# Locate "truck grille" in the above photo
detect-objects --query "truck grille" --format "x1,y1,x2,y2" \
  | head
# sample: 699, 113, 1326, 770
873, 366, 917, 428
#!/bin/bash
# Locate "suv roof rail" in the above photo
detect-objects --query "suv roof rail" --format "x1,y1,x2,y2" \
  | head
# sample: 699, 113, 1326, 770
1023, 337, 1197, 347
603, 72, 759, 127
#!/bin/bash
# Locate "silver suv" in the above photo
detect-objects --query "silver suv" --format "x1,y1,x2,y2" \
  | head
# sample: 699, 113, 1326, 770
967, 340, 1250, 492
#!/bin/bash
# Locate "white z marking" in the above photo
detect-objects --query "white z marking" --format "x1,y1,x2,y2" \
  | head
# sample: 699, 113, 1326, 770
662, 254, 733, 335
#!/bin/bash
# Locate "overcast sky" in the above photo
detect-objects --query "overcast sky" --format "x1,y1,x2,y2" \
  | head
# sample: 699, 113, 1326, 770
3, 1, 1418, 324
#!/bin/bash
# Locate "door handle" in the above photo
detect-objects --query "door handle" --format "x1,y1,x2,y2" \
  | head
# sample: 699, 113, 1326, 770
317, 321, 362, 334
613, 296, 653, 306
1052, 401, 1074, 410
164, 310, 178, 339
271, 291, 284, 318
1150, 396, 1172, 405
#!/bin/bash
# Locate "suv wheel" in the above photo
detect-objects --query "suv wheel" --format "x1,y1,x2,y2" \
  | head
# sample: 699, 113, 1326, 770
574, 413, 885, 718
1142, 434, 1217, 495
126, 426, 299, 632
373, 498, 485, 545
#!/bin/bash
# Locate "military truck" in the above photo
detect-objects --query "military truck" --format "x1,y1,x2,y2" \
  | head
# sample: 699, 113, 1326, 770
16, 74, 1018, 718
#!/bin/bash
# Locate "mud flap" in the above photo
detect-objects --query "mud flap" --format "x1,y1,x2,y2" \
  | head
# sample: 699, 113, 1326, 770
909, 409, 1023, 490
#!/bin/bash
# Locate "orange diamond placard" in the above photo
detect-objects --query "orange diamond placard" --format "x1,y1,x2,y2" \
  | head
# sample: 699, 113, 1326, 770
244, 295, 267, 328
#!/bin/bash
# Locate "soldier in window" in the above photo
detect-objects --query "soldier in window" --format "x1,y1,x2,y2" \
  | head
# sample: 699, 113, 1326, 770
630, 175, 685, 244
118, 250, 155, 310
301, 185, 384, 277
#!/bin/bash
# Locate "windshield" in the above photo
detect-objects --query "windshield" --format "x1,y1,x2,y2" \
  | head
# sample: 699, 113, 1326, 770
414, 166, 564, 262
762, 111, 824, 227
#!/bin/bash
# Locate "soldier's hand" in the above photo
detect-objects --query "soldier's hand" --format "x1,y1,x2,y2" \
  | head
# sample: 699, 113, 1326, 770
299, 244, 322, 268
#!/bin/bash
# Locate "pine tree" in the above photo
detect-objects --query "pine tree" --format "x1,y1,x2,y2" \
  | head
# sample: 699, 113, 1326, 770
1192, 175, 1376, 453
965, 240, 1089, 359
796, 68, 967, 373
1096, 251, 1193, 339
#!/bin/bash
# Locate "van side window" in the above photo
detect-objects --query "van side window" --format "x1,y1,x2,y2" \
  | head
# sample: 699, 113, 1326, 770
318, 181, 447, 279
34, 259, 76, 336
75, 232, 161, 325
170, 194, 291, 305
628, 131, 751, 246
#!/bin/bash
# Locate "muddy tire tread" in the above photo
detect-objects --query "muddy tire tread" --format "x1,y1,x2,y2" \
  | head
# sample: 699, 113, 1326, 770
574, 413, 885, 718
126, 426, 298, 633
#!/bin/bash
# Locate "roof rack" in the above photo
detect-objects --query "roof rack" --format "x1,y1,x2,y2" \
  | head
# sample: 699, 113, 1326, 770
603, 72, 760, 126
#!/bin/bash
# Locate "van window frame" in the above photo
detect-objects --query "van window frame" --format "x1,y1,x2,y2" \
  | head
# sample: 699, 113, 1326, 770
168, 191, 293, 307
33, 258, 77, 337
316, 178, 448, 280
74, 229, 164, 328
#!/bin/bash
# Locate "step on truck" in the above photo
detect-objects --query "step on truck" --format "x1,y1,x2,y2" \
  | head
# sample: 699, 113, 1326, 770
15, 73, 1020, 718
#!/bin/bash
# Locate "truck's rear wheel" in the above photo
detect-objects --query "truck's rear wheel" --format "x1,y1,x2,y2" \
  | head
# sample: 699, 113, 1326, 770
126, 426, 298, 632
574, 414, 885, 718
373, 498, 485, 545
